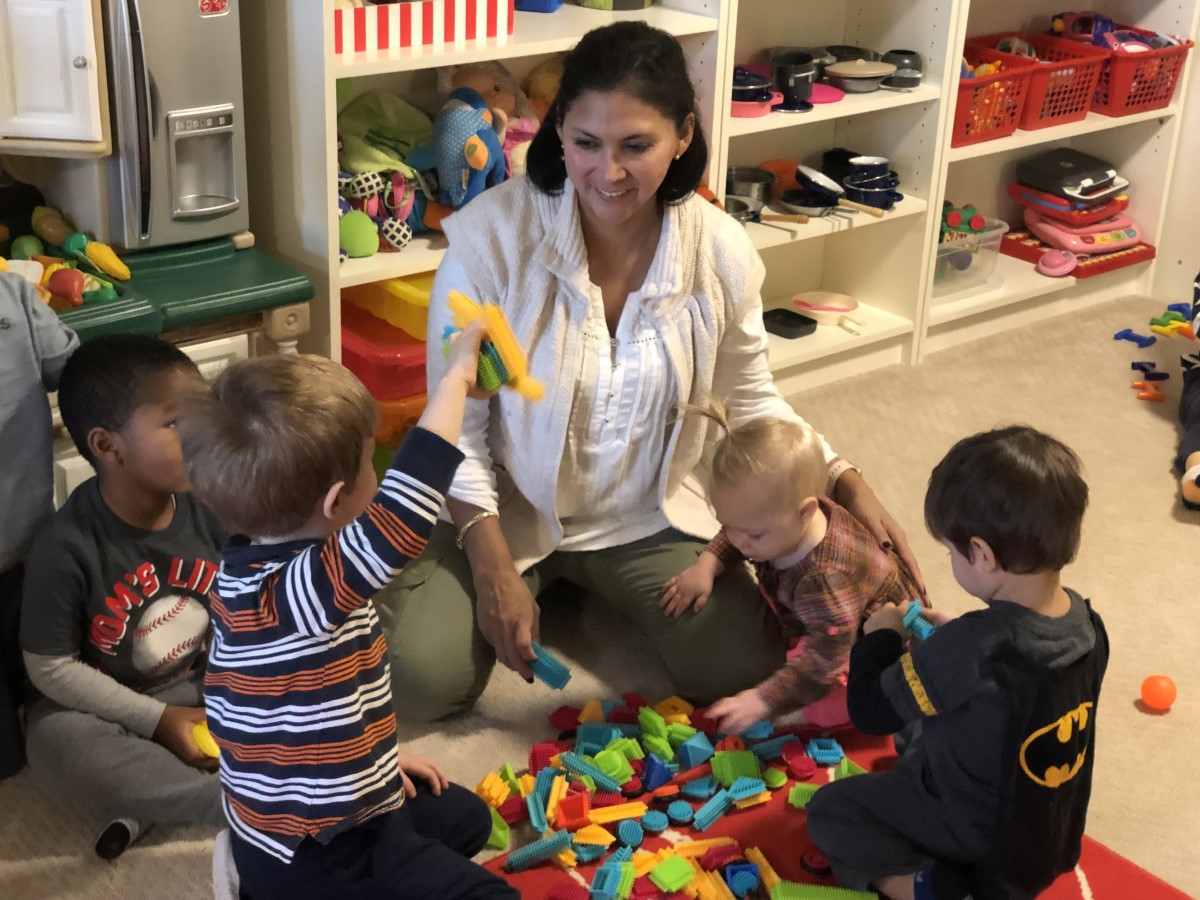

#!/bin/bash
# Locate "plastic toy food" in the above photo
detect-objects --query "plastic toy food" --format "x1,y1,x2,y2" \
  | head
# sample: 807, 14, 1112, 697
1140, 675, 1176, 712
63, 231, 131, 281
31, 205, 75, 247
192, 721, 220, 758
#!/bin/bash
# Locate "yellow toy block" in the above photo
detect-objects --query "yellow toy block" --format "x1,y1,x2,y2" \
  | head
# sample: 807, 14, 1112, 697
745, 847, 780, 890
663, 713, 693, 727
734, 791, 772, 810
655, 696, 695, 718
447, 289, 544, 401
632, 850, 660, 876
474, 771, 511, 808
673, 837, 739, 858
691, 869, 736, 900
573, 824, 616, 846
578, 699, 604, 723
552, 847, 577, 869
545, 774, 568, 822
587, 801, 648, 825
517, 773, 536, 797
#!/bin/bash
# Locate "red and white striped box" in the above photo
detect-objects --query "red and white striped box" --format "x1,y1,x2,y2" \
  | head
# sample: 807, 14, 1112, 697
334, 0, 515, 56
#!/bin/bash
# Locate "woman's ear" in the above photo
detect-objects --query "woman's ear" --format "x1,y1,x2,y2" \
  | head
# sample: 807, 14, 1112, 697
321, 481, 347, 521
677, 112, 696, 157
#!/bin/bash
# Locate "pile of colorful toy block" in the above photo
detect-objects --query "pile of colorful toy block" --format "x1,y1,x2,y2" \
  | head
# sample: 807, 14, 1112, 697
1114, 302, 1195, 403
475, 691, 877, 900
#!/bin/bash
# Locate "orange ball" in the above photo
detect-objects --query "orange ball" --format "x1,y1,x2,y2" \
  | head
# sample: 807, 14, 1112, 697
1140, 675, 1177, 712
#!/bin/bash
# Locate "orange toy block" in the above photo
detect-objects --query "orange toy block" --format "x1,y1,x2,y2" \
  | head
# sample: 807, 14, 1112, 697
577, 699, 604, 723
587, 800, 649, 825
556, 791, 591, 831
654, 696, 695, 719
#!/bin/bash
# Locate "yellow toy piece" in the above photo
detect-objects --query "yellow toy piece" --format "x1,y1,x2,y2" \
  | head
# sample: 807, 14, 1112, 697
447, 289, 544, 401
86, 241, 131, 281
192, 721, 220, 758
474, 771, 512, 808
744, 847, 780, 890
587, 800, 648, 825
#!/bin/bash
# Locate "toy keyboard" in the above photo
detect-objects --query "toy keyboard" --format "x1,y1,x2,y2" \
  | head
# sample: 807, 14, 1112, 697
1001, 228, 1156, 279
1023, 208, 1142, 254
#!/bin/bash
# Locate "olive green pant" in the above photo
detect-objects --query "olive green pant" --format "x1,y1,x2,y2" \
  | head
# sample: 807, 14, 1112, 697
374, 522, 786, 722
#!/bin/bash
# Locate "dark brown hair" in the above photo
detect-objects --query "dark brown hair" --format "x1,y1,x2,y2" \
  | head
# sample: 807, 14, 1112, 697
176, 354, 375, 538
925, 425, 1088, 573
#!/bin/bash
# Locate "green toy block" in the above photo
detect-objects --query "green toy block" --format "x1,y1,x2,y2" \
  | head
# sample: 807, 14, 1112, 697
787, 782, 821, 809
594, 748, 635, 785
763, 767, 788, 790
499, 762, 521, 796
638, 706, 668, 740
486, 806, 510, 851
643, 734, 675, 762
617, 862, 636, 900
1152, 311, 1186, 326
833, 757, 868, 780
770, 883, 877, 899
711, 749, 761, 787
666, 722, 697, 747
606, 736, 645, 761
649, 856, 695, 893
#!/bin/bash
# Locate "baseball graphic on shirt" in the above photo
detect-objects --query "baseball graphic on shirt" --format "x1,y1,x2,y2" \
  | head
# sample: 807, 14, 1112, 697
131, 594, 209, 678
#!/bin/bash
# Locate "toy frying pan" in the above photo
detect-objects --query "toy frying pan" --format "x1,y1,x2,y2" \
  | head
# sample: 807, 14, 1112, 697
777, 188, 854, 219
796, 165, 885, 218
724, 195, 810, 225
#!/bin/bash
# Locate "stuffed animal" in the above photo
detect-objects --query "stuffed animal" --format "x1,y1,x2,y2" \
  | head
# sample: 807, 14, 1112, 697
430, 87, 507, 210
442, 61, 540, 176
522, 56, 564, 120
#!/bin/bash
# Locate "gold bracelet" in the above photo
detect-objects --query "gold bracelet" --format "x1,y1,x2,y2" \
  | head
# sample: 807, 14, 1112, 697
456, 511, 498, 549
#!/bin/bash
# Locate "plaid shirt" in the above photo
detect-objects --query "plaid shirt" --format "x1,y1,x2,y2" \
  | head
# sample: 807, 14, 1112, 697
707, 498, 921, 713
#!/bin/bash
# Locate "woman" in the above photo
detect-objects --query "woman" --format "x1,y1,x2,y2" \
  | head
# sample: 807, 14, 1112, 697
375, 21, 923, 721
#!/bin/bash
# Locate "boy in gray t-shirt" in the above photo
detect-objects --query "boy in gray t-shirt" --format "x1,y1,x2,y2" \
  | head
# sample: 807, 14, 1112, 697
19, 334, 226, 860
0, 273, 77, 781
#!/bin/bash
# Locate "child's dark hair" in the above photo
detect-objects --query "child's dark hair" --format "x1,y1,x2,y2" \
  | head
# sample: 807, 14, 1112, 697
925, 425, 1088, 574
57, 334, 197, 465
525, 20, 707, 203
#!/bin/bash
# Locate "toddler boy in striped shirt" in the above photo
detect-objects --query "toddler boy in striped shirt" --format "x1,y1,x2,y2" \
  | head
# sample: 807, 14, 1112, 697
177, 322, 517, 900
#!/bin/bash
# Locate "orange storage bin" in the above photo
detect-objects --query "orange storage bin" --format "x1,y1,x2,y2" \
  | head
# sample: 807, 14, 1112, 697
340, 301, 426, 401
1091, 25, 1192, 115
374, 393, 426, 445
951, 47, 1036, 147
341, 271, 434, 341
967, 33, 1109, 130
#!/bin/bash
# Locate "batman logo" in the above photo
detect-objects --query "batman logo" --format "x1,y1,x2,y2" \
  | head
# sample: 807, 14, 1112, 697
1018, 702, 1093, 789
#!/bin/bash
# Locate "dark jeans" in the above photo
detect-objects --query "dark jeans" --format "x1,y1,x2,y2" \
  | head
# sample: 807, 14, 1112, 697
231, 783, 518, 900
0, 564, 26, 780
1177, 367, 1200, 472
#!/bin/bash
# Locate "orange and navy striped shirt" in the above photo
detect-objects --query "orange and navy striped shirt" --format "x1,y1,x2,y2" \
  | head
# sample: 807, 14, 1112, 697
204, 428, 462, 863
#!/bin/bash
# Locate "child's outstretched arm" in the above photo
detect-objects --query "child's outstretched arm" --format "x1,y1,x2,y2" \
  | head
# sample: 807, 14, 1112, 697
417, 318, 489, 446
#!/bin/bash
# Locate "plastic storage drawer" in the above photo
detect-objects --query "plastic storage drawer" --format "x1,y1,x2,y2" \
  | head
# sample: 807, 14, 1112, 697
932, 219, 1010, 296
341, 271, 434, 341
341, 302, 426, 401
374, 393, 427, 445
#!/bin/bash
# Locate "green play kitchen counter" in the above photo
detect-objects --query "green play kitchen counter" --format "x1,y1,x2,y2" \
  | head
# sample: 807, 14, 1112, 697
58, 238, 313, 343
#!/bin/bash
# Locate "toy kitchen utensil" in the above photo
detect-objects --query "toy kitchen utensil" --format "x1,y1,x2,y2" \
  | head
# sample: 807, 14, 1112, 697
825, 58, 896, 93
778, 188, 854, 219
796, 165, 886, 217
724, 195, 809, 225
770, 50, 817, 112
1015, 148, 1129, 203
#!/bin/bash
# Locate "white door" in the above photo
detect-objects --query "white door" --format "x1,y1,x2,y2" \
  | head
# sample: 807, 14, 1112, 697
0, 0, 102, 142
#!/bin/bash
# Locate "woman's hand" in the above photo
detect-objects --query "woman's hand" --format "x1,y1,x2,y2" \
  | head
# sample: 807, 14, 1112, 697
397, 752, 450, 798
833, 469, 927, 602
474, 565, 540, 680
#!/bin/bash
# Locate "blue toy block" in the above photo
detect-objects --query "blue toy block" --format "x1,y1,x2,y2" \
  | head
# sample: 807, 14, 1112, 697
1168, 302, 1192, 317
590, 862, 621, 900
617, 818, 644, 848
505, 829, 571, 871
1114, 328, 1156, 348
741, 721, 774, 741
1144, 370, 1169, 382
693, 790, 733, 832
575, 741, 603, 758
728, 776, 767, 801
577, 723, 621, 748
749, 734, 799, 762
677, 732, 716, 769
532, 766, 559, 804
902, 600, 936, 640
1132, 361, 1157, 373
667, 800, 694, 825
558, 751, 620, 793
530, 641, 572, 689
601, 699, 621, 718
680, 776, 719, 800
641, 810, 669, 833
610, 846, 633, 864
526, 791, 548, 833
805, 737, 845, 766
725, 863, 760, 898
641, 754, 673, 793
572, 841, 607, 863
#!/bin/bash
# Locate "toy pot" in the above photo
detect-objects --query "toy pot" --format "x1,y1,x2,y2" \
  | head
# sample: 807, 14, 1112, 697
795, 165, 886, 218
770, 51, 816, 112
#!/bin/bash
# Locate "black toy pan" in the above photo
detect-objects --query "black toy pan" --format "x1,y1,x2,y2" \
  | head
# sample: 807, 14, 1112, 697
795, 165, 885, 218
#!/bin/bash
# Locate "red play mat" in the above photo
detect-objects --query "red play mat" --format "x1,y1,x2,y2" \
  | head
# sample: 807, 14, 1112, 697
485, 730, 1188, 899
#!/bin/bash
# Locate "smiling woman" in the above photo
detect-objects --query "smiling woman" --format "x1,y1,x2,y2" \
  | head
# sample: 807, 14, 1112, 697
370, 21, 924, 723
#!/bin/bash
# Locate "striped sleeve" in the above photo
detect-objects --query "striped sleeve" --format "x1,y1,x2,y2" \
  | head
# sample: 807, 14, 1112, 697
280, 427, 464, 636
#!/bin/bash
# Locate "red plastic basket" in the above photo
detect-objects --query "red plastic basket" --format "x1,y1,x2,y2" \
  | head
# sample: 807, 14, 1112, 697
967, 32, 1109, 129
1091, 25, 1193, 115
951, 47, 1036, 147
340, 301, 427, 402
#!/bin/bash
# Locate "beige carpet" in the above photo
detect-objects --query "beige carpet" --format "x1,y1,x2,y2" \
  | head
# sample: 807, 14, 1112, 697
2, 296, 1196, 899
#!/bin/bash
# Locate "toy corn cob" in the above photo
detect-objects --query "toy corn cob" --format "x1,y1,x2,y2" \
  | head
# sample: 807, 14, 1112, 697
446, 289, 544, 401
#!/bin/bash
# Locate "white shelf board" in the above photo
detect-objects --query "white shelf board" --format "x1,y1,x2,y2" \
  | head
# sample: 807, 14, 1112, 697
948, 104, 1179, 162
926, 253, 1074, 326
726, 83, 941, 138
334, 6, 718, 77
766, 301, 913, 372
339, 234, 449, 288
746, 195, 927, 251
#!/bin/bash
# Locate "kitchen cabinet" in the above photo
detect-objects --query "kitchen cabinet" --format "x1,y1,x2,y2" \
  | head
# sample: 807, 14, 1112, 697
0, 0, 109, 157
240, 0, 1199, 391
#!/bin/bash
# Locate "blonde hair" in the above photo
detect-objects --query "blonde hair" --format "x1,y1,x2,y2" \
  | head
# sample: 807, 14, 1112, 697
176, 354, 376, 537
692, 402, 826, 507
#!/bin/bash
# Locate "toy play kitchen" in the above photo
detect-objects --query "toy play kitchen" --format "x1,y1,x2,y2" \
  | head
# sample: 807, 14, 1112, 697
999, 147, 1155, 277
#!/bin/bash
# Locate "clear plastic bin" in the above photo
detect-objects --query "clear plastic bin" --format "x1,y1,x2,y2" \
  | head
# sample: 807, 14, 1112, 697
932, 219, 1009, 297
340, 302, 426, 401
342, 271, 434, 341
